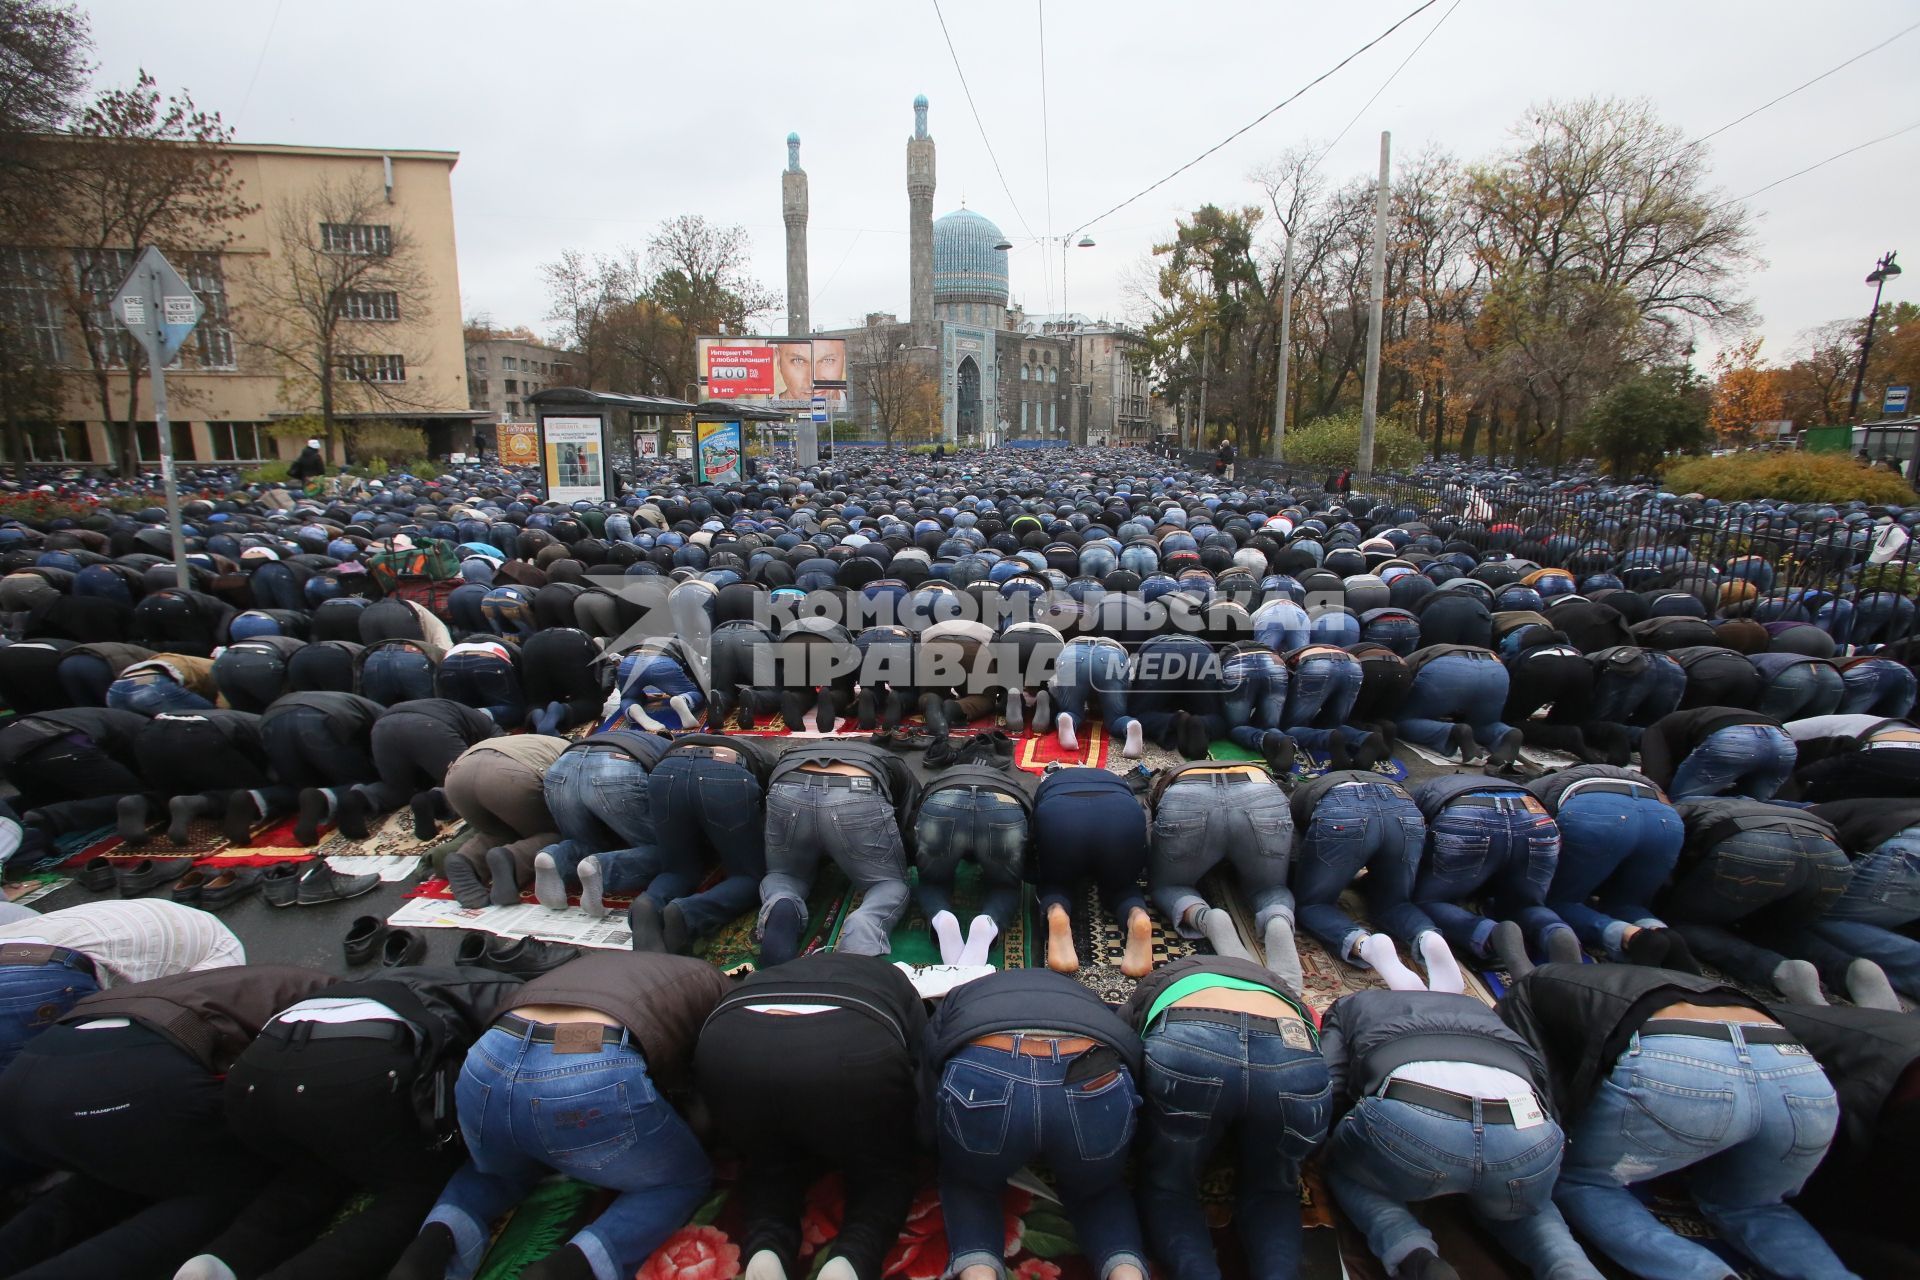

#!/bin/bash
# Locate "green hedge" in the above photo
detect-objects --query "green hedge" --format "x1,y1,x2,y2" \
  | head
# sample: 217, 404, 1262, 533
1281, 411, 1425, 471
1662, 452, 1916, 504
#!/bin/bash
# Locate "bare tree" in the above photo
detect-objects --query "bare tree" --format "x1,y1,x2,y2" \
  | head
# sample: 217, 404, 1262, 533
243, 174, 435, 452
46, 71, 253, 475
0, 0, 89, 235
541, 247, 640, 388
852, 328, 939, 443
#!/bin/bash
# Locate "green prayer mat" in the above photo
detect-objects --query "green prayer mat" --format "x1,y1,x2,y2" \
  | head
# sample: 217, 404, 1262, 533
694, 864, 852, 974
867, 862, 1038, 969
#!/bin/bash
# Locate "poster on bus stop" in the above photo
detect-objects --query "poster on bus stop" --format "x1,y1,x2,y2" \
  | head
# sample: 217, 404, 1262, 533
500, 424, 538, 467
697, 420, 742, 484
539, 415, 610, 502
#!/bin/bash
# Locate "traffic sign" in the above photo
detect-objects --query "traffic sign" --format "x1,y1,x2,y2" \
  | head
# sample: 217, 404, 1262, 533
811, 394, 828, 423
1886, 385, 1911, 416
112, 246, 204, 365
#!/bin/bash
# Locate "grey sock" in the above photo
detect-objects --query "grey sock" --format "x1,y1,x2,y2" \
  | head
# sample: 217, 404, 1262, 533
1545, 927, 1583, 965
1488, 920, 1533, 978
1262, 916, 1306, 993
1191, 906, 1252, 961
1773, 959, 1827, 1005
484, 848, 521, 907
1846, 958, 1901, 1011
532, 852, 568, 911
577, 857, 607, 919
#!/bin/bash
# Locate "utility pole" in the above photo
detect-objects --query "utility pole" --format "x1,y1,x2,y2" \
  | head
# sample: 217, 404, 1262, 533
1270, 234, 1294, 462
1358, 130, 1390, 484
1197, 328, 1211, 452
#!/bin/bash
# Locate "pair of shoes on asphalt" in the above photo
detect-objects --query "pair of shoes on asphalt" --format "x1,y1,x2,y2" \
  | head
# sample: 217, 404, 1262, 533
171, 867, 261, 911
925, 729, 1016, 769
114, 857, 192, 898
456, 931, 580, 977
262, 860, 380, 907
344, 914, 426, 967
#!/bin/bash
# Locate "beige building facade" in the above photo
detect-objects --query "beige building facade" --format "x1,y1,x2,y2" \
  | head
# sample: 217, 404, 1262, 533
7, 142, 478, 467
466, 336, 581, 425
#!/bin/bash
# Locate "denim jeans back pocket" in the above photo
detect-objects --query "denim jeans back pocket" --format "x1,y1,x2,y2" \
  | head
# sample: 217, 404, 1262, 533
1278, 1080, 1333, 1151
939, 1061, 1017, 1157
1153, 814, 1209, 866
530, 1079, 644, 1171
1783, 1088, 1840, 1158
1621, 1068, 1736, 1156
1503, 1155, 1560, 1218
1064, 1068, 1139, 1162
1141, 1052, 1223, 1144
1429, 830, 1489, 879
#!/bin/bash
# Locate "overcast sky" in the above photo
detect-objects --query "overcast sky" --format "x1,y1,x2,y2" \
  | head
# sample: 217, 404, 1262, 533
84, 0, 1920, 368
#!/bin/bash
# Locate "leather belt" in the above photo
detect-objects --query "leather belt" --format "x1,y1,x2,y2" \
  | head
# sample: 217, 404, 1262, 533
495, 1013, 628, 1049
1162, 1007, 1297, 1035
780, 773, 874, 790
1642, 1018, 1798, 1045
1381, 1079, 1517, 1124
1560, 779, 1659, 801
0, 944, 97, 980
970, 1033, 1098, 1056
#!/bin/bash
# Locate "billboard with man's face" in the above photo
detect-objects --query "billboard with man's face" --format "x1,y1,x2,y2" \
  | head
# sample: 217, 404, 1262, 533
698, 336, 847, 408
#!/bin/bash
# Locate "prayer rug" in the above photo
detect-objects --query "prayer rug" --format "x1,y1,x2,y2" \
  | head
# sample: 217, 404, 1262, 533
842, 865, 1036, 970
693, 865, 853, 975
1205, 739, 1409, 782
1014, 722, 1109, 773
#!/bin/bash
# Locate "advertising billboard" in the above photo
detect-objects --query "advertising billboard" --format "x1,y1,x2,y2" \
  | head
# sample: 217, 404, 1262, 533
500, 425, 538, 468
698, 336, 847, 408
697, 420, 743, 484
540, 415, 608, 503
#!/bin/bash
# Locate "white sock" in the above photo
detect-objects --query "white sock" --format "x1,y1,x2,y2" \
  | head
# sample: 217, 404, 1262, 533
1418, 931, 1466, 994
577, 857, 607, 919
930, 910, 965, 964
175, 1256, 237, 1280
1358, 933, 1427, 991
1123, 720, 1144, 758
817, 1259, 858, 1280
633, 707, 667, 732
1056, 713, 1077, 752
744, 1250, 787, 1280
959, 914, 999, 966
669, 694, 697, 726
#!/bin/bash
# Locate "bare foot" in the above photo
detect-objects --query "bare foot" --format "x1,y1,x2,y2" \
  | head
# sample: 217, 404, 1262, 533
1122, 908, 1154, 978
1046, 902, 1079, 975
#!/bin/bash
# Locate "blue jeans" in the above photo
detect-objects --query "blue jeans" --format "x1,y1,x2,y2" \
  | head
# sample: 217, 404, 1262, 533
1395, 652, 1515, 753
425, 1023, 711, 1280
1032, 768, 1148, 924
541, 745, 660, 895
1667, 724, 1797, 800
762, 780, 908, 957
913, 786, 1027, 932
1049, 638, 1136, 736
1838, 658, 1917, 716
1283, 652, 1365, 754
0, 957, 99, 1073
1148, 775, 1294, 935
1221, 650, 1289, 755
935, 1041, 1145, 1280
1547, 790, 1684, 955
1590, 655, 1685, 743
1414, 796, 1571, 959
1251, 601, 1309, 653
613, 652, 705, 725
1137, 1013, 1331, 1280
1755, 661, 1844, 722
642, 754, 763, 940
436, 650, 527, 727
359, 646, 437, 706
1326, 1095, 1595, 1278
1786, 825, 1920, 997
1554, 1030, 1852, 1280
105, 674, 215, 715
1293, 782, 1435, 958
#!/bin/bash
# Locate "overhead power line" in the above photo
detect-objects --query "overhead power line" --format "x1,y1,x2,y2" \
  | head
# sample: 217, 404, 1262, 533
1698, 19, 1920, 146
929, 0, 1039, 243
1724, 118, 1920, 206
1037, 0, 1056, 312
1068, 0, 1444, 237
1319, 0, 1465, 163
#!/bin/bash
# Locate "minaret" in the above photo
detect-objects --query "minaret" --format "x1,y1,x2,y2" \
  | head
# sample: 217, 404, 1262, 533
782, 132, 809, 336
907, 94, 936, 347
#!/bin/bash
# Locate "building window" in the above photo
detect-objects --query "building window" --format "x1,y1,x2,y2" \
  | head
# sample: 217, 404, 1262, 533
1049, 402, 1057, 430
1020, 402, 1028, 430
1048, 367, 1057, 383
1020, 364, 1029, 381
13, 421, 90, 462
343, 290, 399, 321
502, 356, 518, 371
341, 353, 406, 383
134, 421, 196, 462
504, 379, 518, 393
176, 253, 236, 369
209, 421, 270, 460
70, 248, 235, 370
475, 356, 488, 372
472, 378, 488, 395
0, 248, 65, 363
320, 223, 392, 255
506, 401, 520, 417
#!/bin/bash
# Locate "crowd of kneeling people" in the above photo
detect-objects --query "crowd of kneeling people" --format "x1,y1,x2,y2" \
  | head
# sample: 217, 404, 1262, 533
0, 452, 1914, 1280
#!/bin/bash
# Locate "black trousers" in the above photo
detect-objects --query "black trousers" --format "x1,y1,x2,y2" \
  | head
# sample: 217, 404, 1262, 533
1677, 654, 1764, 711
362, 713, 477, 811
134, 717, 273, 807
0, 1021, 268, 1280
9, 733, 148, 835
209, 1022, 461, 1280
520, 630, 604, 731
695, 1006, 917, 1280
260, 705, 378, 791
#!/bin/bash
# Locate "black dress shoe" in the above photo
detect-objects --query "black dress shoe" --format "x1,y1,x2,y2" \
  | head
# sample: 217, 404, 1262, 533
262, 862, 302, 908
482, 936, 581, 977
79, 857, 115, 892
380, 928, 426, 967
456, 931, 489, 967
183, 868, 259, 912
116, 857, 192, 898
295, 862, 379, 906
344, 914, 387, 965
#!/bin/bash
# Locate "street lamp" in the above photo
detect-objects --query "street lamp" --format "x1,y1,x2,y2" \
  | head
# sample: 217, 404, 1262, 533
1847, 250, 1901, 423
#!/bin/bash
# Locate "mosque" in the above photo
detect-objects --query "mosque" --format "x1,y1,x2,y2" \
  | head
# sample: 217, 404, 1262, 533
789, 97, 1150, 446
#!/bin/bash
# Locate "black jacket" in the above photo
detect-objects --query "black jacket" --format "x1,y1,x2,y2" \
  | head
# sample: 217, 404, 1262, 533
1676, 797, 1838, 859
905, 765, 1033, 843
1319, 989, 1554, 1119
0, 706, 147, 769
1289, 769, 1412, 825
1808, 798, 1920, 855
924, 969, 1142, 1078
769, 740, 920, 815
1766, 1002, 1920, 1164
1638, 706, 1780, 789
322, 966, 523, 1135
1497, 963, 1759, 1116
569, 728, 670, 769
379, 698, 501, 745
705, 952, 926, 1064
1525, 763, 1665, 813
261, 690, 385, 740
1408, 773, 1531, 821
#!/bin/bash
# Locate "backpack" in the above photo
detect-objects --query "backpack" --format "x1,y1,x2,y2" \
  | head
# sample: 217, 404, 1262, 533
365, 539, 462, 593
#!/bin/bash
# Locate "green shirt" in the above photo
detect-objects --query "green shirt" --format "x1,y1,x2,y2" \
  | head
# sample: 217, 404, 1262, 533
1145, 972, 1317, 1044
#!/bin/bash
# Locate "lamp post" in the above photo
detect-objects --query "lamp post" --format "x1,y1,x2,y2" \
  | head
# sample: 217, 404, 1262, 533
1848, 251, 1901, 424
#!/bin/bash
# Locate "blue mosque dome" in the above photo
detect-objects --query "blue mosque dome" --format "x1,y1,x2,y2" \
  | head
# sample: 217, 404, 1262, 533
932, 209, 1009, 307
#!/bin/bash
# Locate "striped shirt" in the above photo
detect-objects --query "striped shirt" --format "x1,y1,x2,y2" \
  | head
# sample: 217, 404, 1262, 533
0, 899, 245, 986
